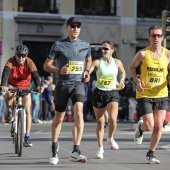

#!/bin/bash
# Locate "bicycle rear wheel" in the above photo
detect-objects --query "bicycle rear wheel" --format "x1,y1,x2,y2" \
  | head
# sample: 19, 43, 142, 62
17, 110, 24, 157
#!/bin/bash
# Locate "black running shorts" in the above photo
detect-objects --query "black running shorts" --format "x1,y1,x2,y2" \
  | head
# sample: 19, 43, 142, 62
92, 87, 119, 108
54, 82, 85, 112
137, 97, 169, 116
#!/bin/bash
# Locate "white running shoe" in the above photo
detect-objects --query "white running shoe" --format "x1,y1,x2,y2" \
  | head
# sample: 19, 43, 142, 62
49, 152, 59, 165
146, 155, 160, 164
96, 148, 104, 159
107, 138, 119, 150
49, 144, 59, 165
69, 149, 87, 163
134, 119, 143, 145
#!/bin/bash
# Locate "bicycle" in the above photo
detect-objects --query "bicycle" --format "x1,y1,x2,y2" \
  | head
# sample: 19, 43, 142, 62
7, 88, 38, 157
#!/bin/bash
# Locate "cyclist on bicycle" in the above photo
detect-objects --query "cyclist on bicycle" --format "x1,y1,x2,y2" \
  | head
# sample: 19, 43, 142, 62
0, 44, 43, 147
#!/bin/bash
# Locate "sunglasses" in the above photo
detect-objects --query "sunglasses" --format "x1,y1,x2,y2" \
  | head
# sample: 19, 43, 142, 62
17, 54, 26, 58
150, 34, 163, 38
101, 47, 112, 51
70, 24, 81, 29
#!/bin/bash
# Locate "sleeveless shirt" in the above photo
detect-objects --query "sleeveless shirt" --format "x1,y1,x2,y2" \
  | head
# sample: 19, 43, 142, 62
96, 58, 118, 91
136, 46, 168, 98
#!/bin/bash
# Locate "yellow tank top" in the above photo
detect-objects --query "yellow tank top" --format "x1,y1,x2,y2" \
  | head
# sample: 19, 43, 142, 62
136, 46, 168, 99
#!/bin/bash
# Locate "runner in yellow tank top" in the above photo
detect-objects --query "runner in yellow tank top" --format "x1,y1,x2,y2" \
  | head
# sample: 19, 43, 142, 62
137, 46, 168, 98
129, 25, 170, 164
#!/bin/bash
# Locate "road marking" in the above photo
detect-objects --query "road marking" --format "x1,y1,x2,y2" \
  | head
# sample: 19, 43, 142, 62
161, 145, 170, 151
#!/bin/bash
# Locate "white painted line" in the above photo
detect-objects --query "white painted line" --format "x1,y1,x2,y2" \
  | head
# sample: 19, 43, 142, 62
161, 145, 170, 151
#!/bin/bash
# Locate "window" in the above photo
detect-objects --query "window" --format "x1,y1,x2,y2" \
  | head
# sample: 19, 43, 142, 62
75, 0, 116, 16
137, 0, 170, 18
91, 45, 102, 60
18, 0, 59, 13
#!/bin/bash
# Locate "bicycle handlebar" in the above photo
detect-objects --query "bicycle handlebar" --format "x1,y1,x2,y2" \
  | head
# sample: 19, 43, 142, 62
8, 88, 38, 94
0, 87, 38, 95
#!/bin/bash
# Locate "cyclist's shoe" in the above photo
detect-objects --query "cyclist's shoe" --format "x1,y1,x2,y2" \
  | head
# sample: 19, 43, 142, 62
146, 155, 160, 164
24, 136, 33, 147
5, 112, 12, 123
107, 138, 119, 150
134, 119, 143, 145
96, 148, 104, 159
69, 149, 87, 163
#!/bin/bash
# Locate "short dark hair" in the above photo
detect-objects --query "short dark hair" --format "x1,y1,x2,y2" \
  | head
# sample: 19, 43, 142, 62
149, 25, 162, 35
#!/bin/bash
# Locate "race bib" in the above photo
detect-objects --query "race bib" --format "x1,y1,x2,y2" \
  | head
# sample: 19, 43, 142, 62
146, 71, 163, 86
97, 76, 114, 87
69, 61, 84, 74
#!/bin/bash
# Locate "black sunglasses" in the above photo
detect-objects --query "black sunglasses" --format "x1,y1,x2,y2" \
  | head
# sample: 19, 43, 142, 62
101, 47, 112, 51
17, 54, 26, 58
70, 24, 81, 29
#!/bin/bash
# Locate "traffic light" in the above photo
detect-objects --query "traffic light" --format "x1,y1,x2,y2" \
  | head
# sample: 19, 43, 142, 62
162, 10, 170, 48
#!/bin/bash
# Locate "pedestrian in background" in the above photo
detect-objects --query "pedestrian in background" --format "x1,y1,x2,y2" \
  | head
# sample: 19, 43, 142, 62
89, 40, 126, 159
31, 80, 40, 123
43, 17, 92, 165
41, 76, 54, 122
0, 77, 6, 123
125, 77, 137, 122
129, 25, 170, 164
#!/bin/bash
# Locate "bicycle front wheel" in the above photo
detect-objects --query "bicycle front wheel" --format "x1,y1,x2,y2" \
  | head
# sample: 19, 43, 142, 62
11, 122, 18, 154
17, 110, 24, 157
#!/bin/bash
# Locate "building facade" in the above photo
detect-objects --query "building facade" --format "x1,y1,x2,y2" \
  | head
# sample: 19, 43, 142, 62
0, 0, 169, 78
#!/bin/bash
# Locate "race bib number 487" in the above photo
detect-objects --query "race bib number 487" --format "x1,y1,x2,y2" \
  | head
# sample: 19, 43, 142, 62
69, 61, 84, 74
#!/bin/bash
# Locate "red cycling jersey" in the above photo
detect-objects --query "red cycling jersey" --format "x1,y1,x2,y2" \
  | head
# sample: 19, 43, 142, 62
5, 56, 37, 88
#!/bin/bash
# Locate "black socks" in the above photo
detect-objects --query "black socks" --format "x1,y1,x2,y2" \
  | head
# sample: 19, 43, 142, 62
52, 142, 59, 154
146, 149, 154, 157
73, 145, 79, 152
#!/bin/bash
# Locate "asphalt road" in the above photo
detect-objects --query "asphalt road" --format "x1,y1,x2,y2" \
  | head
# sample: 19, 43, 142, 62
0, 121, 170, 170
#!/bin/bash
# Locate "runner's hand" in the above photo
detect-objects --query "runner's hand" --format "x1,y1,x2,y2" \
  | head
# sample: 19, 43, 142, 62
83, 70, 90, 82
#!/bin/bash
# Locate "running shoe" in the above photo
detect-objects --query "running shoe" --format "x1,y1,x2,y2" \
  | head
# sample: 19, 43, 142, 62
134, 119, 143, 145
49, 143, 59, 165
96, 148, 104, 159
24, 136, 33, 147
107, 138, 119, 150
146, 155, 160, 164
69, 149, 87, 163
